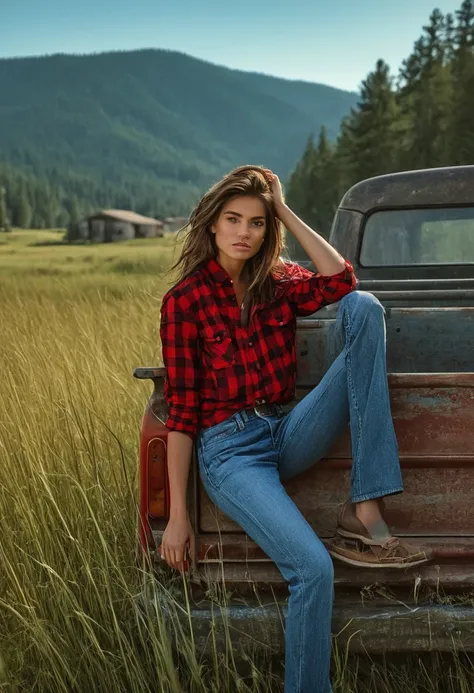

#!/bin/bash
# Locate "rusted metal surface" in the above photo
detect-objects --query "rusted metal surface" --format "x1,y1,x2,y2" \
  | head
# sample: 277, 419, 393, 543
296, 309, 474, 383
361, 279, 474, 290
199, 464, 474, 537
332, 603, 474, 653
382, 311, 474, 373
141, 582, 474, 654
193, 554, 474, 590
387, 372, 474, 388
196, 536, 474, 564
133, 366, 166, 380
133, 368, 168, 422
369, 289, 474, 302
340, 166, 474, 214
198, 374, 474, 539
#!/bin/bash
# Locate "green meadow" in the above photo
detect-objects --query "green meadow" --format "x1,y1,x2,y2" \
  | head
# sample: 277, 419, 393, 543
1, 229, 473, 692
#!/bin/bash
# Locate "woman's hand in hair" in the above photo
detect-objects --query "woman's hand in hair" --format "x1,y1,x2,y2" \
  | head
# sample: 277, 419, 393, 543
263, 168, 285, 212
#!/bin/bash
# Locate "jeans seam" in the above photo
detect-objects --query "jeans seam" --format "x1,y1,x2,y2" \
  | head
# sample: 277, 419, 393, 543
344, 308, 364, 499
298, 574, 305, 691
213, 482, 307, 691
203, 465, 333, 595
278, 357, 346, 463
202, 465, 331, 692
254, 411, 276, 449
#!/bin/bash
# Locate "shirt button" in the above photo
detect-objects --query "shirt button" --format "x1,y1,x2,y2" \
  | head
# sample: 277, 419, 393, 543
279, 321, 284, 326
216, 335, 221, 342
248, 341, 253, 347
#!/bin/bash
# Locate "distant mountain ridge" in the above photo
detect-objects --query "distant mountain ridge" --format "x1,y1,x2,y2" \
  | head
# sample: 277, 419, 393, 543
0, 49, 358, 218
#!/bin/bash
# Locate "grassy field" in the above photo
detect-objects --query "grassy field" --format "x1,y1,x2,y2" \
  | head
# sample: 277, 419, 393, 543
1, 229, 474, 692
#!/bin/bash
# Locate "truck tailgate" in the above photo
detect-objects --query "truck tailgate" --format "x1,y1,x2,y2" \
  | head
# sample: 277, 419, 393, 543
196, 372, 474, 582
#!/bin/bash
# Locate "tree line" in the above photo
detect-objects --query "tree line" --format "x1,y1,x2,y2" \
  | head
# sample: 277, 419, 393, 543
0, 48, 352, 234
1, 2, 473, 235
0, 162, 198, 233
285, 0, 474, 247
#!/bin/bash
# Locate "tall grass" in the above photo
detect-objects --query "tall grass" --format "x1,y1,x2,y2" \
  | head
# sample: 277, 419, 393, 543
1, 230, 474, 691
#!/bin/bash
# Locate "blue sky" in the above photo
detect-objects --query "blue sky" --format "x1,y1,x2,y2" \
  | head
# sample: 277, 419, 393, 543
1, 0, 463, 91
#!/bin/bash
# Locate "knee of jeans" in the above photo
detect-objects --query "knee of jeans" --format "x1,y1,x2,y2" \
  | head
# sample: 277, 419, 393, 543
300, 547, 334, 588
340, 290, 383, 315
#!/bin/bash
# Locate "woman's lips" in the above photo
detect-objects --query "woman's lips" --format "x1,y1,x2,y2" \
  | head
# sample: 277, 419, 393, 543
233, 243, 251, 248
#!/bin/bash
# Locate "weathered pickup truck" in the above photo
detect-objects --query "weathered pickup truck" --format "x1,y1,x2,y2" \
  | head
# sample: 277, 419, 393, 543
134, 165, 474, 655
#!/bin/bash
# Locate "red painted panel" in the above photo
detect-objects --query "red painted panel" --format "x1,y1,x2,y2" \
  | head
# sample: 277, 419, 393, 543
138, 407, 169, 552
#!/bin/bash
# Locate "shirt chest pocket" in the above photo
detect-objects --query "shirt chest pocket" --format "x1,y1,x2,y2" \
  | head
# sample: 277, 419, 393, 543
259, 302, 296, 379
201, 327, 236, 368
200, 326, 239, 401
263, 302, 295, 329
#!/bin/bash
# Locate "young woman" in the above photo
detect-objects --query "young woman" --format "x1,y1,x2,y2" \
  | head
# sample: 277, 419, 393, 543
159, 165, 429, 693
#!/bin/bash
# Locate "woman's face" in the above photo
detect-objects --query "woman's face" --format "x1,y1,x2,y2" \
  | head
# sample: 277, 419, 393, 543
211, 195, 267, 266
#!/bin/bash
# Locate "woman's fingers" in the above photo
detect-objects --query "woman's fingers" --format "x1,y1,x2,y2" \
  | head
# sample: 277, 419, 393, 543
174, 547, 186, 572
161, 542, 186, 571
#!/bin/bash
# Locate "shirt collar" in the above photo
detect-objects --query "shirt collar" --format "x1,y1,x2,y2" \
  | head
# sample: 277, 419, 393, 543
202, 256, 279, 308
203, 257, 234, 286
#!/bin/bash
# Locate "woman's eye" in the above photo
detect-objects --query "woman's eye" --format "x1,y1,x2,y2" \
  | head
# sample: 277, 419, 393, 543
253, 221, 264, 227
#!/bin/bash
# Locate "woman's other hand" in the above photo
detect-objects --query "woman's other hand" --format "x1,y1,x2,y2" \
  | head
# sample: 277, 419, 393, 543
160, 514, 195, 572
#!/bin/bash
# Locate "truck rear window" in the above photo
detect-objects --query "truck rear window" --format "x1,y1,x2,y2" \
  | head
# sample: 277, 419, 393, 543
360, 207, 474, 266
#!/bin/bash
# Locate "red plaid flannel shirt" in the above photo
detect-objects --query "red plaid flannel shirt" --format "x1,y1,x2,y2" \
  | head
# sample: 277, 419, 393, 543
160, 256, 356, 437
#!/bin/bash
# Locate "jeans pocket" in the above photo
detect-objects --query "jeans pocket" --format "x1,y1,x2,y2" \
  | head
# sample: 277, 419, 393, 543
201, 417, 239, 449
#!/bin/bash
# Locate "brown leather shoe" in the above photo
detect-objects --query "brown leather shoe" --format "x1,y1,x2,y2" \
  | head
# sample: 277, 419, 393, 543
328, 501, 431, 569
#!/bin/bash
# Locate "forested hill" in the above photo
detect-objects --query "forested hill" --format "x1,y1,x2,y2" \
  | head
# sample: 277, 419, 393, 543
0, 49, 357, 225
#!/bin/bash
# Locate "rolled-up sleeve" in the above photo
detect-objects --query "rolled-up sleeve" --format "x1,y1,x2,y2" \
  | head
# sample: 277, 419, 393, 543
160, 294, 200, 437
280, 259, 357, 317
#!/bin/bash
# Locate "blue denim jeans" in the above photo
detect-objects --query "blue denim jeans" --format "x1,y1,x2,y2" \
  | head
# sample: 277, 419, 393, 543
196, 291, 403, 693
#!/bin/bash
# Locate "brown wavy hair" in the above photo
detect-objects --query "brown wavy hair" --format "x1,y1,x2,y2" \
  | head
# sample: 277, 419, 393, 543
167, 165, 288, 305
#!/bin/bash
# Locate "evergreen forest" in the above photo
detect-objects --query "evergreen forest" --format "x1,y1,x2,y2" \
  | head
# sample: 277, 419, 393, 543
285, 1, 474, 242
0, 1, 473, 237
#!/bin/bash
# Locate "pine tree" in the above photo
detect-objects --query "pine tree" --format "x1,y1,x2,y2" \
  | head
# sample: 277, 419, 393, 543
342, 60, 400, 183
0, 187, 11, 232
450, 0, 474, 163
68, 195, 81, 227
286, 135, 317, 215
285, 126, 340, 258
397, 10, 453, 169
444, 12, 456, 62
285, 134, 320, 259
312, 127, 339, 237
16, 188, 33, 228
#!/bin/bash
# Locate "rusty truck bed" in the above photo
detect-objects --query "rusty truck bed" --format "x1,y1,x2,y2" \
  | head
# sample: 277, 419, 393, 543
138, 301, 474, 654
194, 371, 474, 568
141, 370, 474, 655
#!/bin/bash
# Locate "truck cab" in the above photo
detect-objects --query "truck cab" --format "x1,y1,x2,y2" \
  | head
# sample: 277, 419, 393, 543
135, 165, 474, 654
